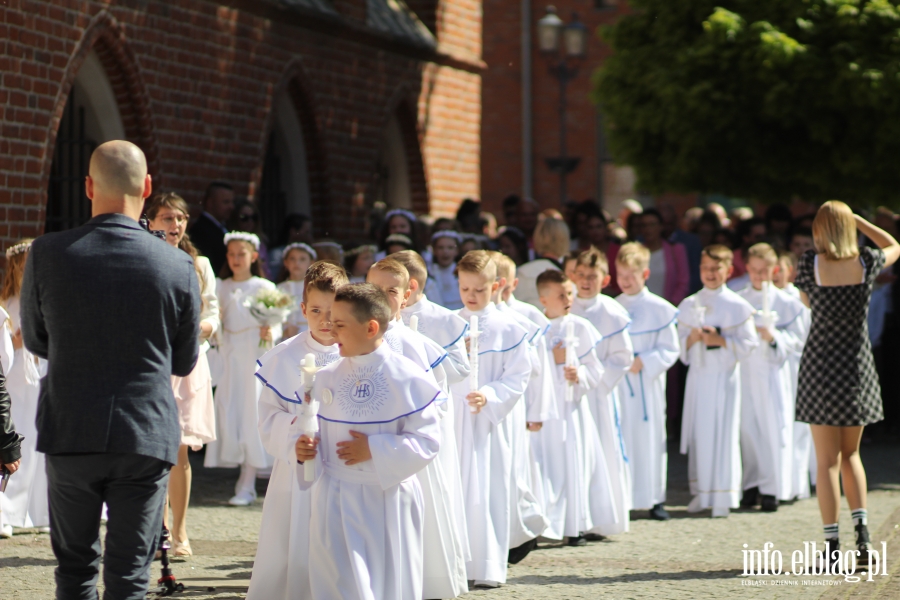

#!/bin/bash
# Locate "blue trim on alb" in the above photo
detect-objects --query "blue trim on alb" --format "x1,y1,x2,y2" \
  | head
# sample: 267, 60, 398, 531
316, 391, 442, 425
255, 372, 303, 404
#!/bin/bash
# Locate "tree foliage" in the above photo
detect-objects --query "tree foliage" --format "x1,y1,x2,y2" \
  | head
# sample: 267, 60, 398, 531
593, 0, 900, 205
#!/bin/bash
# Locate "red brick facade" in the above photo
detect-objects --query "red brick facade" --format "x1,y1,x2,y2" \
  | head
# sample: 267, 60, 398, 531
0, 0, 482, 256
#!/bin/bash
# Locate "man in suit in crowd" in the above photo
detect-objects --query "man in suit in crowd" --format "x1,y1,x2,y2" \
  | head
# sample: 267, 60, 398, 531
189, 181, 235, 274
21, 140, 200, 600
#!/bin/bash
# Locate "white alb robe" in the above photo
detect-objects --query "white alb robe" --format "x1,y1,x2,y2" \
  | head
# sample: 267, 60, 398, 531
571, 293, 634, 534
737, 285, 808, 501
533, 314, 618, 539
384, 318, 469, 599
249, 331, 340, 600
205, 277, 280, 469
0, 297, 49, 529
678, 286, 758, 512
615, 288, 680, 510
302, 344, 442, 600
452, 303, 531, 584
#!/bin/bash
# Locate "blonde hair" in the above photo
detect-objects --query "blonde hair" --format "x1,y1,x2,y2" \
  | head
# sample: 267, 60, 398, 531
456, 250, 497, 280
369, 257, 410, 289
390, 250, 428, 288
747, 242, 778, 266
575, 246, 609, 276
492, 252, 516, 282
533, 217, 571, 258
616, 242, 650, 272
1, 238, 34, 302
303, 261, 349, 303
701, 244, 733, 266
812, 200, 859, 260
777, 249, 797, 271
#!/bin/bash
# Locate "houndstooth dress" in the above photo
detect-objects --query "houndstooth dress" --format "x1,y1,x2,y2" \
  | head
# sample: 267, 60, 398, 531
794, 246, 885, 426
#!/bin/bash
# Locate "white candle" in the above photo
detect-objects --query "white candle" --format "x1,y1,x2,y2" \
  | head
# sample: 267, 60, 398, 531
409, 315, 419, 333
762, 281, 770, 318
564, 317, 579, 403
469, 315, 480, 412
300, 353, 320, 482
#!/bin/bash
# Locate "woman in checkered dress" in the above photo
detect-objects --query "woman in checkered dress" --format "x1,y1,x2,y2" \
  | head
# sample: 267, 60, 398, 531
794, 201, 900, 564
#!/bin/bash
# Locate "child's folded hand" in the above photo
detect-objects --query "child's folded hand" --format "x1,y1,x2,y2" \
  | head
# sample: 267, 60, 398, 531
466, 391, 487, 413
336, 431, 372, 465
526, 421, 542, 432
563, 366, 579, 384
295, 434, 319, 463
552, 342, 566, 365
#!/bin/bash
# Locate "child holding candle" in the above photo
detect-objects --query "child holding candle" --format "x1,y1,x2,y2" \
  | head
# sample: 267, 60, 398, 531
533, 269, 618, 545
298, 283, 443, 599
248, 261, 347, 600
736, 243, 809, 512
677, 245, 758, 517
452, 251, 532, 588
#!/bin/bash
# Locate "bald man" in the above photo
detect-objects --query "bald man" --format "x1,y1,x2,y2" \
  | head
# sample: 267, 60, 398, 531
21, 140, 201, 600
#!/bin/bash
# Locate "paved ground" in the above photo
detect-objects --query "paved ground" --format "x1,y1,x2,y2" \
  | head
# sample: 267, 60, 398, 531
1, 441, 898, 599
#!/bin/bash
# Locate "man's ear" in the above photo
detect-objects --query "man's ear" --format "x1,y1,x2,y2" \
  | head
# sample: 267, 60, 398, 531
85, 176, 95, 201
142, 174, 153, 199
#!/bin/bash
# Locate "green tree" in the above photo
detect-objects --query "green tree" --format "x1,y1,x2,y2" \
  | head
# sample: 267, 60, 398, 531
593, 0, 900, 205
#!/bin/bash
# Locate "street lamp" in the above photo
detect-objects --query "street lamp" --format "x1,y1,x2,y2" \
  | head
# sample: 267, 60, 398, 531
538, 6, 588, 207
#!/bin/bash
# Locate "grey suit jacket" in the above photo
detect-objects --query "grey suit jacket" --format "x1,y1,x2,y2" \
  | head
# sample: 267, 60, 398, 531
21, 213, 200, 465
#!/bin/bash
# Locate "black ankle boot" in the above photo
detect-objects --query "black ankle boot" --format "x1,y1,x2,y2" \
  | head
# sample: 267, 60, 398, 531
856, 523, 873, 565
567, 535, 587, 546
508, 538, 537, 564
649, 503, 671, 520
740, 486, 760, 508
821, 539, 840, 571
760, 495, 779, 512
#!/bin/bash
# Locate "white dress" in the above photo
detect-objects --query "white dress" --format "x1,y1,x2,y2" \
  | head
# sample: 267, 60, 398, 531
452, 303, 531, 584
0, 297, 49, 528
431, 263, 463, 310
204, 277, 280, 469
571, 293, 634, 534
532, 314, 618, 539
677, 286, 758, 513
737, 285, 808, 501
304, 344, 442, 600
276, 279, 306, 337
248, 331, 340, 600
616, 288, 680, 510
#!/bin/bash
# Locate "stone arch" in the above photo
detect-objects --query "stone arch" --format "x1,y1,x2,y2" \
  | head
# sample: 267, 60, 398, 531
376, 88, 429, 215
255, 59, 330, 240
41, 10, 160, 231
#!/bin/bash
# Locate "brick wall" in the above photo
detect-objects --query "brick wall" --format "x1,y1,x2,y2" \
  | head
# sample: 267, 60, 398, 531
0, 0, 482, 258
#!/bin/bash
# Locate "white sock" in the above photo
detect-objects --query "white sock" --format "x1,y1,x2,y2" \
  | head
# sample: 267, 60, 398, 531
235, 464, 258, 495
851, 509, 867, 527
824, 523, 839, 540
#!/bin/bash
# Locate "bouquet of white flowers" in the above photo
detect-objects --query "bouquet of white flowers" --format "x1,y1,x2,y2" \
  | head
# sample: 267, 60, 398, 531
242, 288, 296, 347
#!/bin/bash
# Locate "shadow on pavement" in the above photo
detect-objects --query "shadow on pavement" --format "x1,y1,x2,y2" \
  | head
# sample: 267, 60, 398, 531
508, 569, 745, 585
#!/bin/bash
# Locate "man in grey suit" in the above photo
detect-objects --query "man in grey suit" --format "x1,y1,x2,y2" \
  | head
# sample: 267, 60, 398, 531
21, 141, 200, 600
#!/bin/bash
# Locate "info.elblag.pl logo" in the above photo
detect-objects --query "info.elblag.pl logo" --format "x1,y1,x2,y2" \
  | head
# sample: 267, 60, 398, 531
742, 541, 889, 582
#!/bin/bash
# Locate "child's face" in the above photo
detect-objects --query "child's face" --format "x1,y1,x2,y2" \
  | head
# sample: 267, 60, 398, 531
458, 270, 499, 312
227, 241, 257, 277
700, 255, 732, 289
563, 258, 578, 281
460, 240, 478, 255
284, 249, 313, 281
331, 301, 377, 357
433, 237, 458, 268
790, 234, 815, 258
574, 264, 605, 298
352, 250, 375, 277
539, 281, 573, 319
386, 244, 409, 256
773, 260, 793, 288
617, 265, 648, 296
367, 269, 410, 318
388, 215, 412, 235
747, 256, 776, 290
301, 288, 335, 345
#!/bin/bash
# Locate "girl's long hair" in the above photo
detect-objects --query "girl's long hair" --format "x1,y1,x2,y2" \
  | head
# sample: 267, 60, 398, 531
144, 192, 207, 295
219, 240, 262, 279
1, 238, 35, 303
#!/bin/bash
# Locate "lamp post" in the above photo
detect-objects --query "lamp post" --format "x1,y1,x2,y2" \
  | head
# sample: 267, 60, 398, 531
537, 6, 587, 207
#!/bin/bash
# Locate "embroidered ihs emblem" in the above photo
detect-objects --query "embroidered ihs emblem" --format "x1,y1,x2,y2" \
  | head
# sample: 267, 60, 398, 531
337, 366, 389, 418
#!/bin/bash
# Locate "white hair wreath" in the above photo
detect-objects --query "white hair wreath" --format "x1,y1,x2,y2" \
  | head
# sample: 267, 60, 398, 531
223, 232, 260, 250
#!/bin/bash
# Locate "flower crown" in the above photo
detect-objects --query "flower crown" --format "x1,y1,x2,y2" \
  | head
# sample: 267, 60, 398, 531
431, 230, 462, 244
5, 241, 32, 259
283, 242, 317, 261
224, 232, 260, 250
384, 208, 417, 224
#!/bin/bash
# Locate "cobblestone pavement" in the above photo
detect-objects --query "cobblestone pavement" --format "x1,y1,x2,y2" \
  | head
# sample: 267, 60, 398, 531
2, 441, 897, 599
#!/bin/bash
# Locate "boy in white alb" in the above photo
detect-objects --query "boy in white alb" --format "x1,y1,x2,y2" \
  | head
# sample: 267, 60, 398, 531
453, 251, 532, 588
737, 244, 809, 511
533, 269, 618, 545
297, 283, 442, 600
678, 245, 758, 517
367, 257, 469, 599
774, 250, 816, 497
614, 243, 680, 521
571, 247, 635, 535
249, 262, 347, 600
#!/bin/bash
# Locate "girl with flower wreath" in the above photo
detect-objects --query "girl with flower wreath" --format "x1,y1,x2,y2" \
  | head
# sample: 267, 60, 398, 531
204, 233, 280, 506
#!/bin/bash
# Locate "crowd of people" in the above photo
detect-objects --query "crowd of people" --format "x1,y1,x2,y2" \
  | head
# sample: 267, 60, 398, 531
0, 142, 897, 598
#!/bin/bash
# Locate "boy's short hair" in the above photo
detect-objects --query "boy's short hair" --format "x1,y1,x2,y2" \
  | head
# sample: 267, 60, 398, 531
747, 242, 778, 266
702, 244, 734, 266
456, 250, 497, 280
533, 218, 571, 259
369, 257, 410, 289
575, 246, 609, 275
616, 242, 651, 272
391, 250, 428, 288
303, 261, 349, 303
777, 249, 797, 271
334, 283, 391, 332
491, 252, 517, 282
536, 268, 570, 295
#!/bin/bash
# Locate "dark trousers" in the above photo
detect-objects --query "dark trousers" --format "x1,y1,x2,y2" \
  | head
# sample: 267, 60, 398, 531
46, 453, 170, 600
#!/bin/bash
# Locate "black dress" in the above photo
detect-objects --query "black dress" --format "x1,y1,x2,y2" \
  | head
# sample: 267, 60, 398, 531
795, 246, 885, 426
